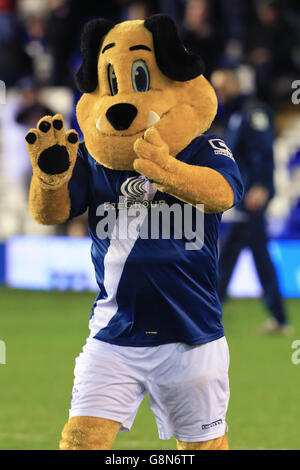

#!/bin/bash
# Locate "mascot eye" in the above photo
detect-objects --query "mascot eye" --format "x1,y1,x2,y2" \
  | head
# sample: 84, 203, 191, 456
131, 60, 150, 92
108, 64, 118, 95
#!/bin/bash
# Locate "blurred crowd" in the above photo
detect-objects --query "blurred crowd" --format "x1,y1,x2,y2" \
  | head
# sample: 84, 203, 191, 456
0, 0, 300, 237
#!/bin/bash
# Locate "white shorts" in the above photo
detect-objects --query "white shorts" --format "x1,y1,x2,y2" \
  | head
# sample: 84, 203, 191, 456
69, 336, 230, 442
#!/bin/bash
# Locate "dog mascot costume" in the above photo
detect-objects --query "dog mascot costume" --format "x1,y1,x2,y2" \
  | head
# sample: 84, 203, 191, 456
25, 15, 243, 450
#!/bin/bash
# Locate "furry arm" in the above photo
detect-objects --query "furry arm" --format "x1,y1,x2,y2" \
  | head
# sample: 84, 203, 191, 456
134, 127, 234, 213
25, 115, 79, 225
29, 178, 71, 225
156, 161, 234, 213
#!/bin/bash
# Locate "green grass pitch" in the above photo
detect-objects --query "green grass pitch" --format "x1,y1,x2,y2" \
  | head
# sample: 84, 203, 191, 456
0, 287, 299, 450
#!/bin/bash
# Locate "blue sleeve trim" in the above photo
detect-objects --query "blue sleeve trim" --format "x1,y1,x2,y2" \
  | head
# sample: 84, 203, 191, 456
213, 167, 244, 207
191, 135, 244, 208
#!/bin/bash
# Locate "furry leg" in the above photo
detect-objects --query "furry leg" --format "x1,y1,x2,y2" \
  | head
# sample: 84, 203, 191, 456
177, 434, 229, 450
59, 416, 121, 450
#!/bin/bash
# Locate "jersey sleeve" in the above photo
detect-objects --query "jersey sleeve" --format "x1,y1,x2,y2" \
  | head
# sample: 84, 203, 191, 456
67, 143, 90, 220
193, 135, 244, 207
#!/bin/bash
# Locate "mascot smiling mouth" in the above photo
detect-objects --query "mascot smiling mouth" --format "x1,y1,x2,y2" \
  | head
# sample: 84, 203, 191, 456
95, 109, 161, 137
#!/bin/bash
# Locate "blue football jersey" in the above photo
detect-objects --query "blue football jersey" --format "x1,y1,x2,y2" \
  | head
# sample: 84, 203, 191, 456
68, 134, 244, 346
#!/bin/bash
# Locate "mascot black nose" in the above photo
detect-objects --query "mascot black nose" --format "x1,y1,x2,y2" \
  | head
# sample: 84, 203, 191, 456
106, 103, 137, 131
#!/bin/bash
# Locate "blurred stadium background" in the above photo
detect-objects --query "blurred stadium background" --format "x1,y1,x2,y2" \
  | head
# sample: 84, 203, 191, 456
0, 0, 300, 450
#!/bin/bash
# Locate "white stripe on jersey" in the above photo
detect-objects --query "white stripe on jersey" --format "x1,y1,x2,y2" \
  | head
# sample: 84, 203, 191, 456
89, 178, 156, 336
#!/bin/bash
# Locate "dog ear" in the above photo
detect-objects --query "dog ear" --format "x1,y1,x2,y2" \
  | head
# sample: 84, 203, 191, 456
76, 18, 115, 93
144, 14, 205, 82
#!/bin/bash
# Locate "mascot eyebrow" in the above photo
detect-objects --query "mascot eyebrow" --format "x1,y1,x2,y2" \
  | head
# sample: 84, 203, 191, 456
102, 43, 115, 53
129, 45, 152, 51
102, 43, 152, 53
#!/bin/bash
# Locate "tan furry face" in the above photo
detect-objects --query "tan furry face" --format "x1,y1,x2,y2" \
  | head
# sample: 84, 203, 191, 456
76, 20, 217, 170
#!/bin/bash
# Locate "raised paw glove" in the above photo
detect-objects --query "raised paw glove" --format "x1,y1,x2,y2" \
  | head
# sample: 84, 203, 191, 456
25, 114, 79, 190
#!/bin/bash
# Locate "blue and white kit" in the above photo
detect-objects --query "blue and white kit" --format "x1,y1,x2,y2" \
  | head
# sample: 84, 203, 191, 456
67, 134, 243, 439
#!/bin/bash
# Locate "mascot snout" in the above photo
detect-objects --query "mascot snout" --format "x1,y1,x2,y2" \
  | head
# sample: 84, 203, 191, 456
105, 103, 138, 131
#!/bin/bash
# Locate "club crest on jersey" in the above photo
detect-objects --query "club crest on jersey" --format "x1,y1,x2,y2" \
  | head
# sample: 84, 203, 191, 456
208, 139, 234, 161
120, 176, 148, 202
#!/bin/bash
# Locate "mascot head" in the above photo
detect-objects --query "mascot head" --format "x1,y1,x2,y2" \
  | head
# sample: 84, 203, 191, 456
76, 14, 218, 170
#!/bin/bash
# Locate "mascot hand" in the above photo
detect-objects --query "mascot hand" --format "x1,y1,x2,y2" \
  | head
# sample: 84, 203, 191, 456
25, 114, 79, 190
133, 127, 178, 192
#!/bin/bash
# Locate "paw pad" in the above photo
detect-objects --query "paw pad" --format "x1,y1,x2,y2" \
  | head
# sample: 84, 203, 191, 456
38, 145, 70, 175
53, 119, 63, 130
25, 132, 37, 144
67, 133, 78, 144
